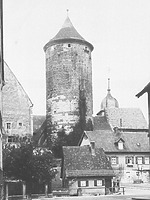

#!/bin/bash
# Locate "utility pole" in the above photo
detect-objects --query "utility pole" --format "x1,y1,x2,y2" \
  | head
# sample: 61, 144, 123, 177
0, 0, 4, 198
136, 82, 150, 183
136, 82, 150, 149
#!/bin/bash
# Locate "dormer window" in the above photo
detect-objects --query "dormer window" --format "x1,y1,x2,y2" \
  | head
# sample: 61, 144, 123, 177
118, 140, 123, 150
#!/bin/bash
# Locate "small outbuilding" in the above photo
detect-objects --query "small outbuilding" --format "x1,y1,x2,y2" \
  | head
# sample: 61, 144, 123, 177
62, 145, 114, 196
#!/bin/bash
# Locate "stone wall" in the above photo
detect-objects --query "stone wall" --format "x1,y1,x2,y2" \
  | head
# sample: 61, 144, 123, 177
46, 42, 93, 132
2, 63, 33, 139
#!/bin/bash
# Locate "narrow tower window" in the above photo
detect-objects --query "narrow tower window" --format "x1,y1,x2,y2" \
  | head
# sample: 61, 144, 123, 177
120, 118, 122, 127
68, 44, 71, 47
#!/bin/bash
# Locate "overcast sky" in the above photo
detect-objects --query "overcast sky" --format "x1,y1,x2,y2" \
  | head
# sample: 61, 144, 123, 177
3, 0, 150, 121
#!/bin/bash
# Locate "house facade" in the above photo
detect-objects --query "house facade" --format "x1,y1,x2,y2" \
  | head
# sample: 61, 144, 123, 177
80, 129, 150, 184
82, 80, 150, 184
2, 62, 33, 144
62, 146, 114, 196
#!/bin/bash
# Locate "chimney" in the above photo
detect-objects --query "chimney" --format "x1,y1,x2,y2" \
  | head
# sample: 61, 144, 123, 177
90, 141, 95, 156
113, 126, 119, 134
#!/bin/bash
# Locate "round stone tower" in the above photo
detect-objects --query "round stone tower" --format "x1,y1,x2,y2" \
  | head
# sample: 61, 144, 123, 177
44, 16, 94, 133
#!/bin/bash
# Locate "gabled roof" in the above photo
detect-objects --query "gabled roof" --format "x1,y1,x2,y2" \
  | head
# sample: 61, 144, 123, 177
85, 130, 150, 153
44, 17, 94, 51
105, 108, 147, 129
4, 62, 33, 107
63, 146, 114, 177
93, 115, 112, 131
114, 137, 125, 144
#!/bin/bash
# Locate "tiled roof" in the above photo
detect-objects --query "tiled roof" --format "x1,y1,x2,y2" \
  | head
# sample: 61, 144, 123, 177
44, 17, 93, 51
63, 146, 114, 177
52, 17, 85, 41
85, 130, 150, 153
93, 116, 112, 131
66, 169, 114, 177
105, 108, 147, 129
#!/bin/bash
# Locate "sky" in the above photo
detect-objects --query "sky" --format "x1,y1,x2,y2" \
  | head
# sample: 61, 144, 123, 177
3, 0, 150, 121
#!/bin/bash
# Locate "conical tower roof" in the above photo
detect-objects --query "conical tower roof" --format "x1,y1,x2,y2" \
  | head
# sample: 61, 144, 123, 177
44, 16, 94, 51
101, 79, 119, 110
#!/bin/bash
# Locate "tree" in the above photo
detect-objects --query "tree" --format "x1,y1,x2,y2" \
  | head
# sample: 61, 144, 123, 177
52, 128, 68, 158
3, 140, 56, 199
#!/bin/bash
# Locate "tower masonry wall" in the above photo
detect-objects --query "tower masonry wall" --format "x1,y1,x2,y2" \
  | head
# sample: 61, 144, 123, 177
46, 42, 93, 133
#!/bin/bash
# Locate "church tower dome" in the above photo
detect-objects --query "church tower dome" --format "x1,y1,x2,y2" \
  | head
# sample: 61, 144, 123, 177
44, 15, 94, 133
101, 78, 119, 110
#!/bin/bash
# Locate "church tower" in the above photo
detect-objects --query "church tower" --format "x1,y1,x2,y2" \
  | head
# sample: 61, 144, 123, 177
44, 16, 94, 133
101, 78, 119, 110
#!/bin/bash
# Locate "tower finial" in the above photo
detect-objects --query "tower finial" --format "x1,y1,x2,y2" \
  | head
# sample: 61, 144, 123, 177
66, 9, 69, 17
107, 78, 111, 92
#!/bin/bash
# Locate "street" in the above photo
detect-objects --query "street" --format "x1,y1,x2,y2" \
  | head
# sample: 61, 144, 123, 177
34, 188, 150, 200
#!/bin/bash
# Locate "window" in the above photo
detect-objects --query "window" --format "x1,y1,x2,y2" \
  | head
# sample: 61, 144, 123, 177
125, 156, 134, 165
80, 181, 86, 187
94, 179, 105, 186
97, 180, 102, 186
84, 47, 89, 53
68, 44, 71, 47
18, 122, 23, 127
111, 156, 118, 165
136, 157, 143, 165
118, 141, 123, 150
144, 157, 149, 165
6, 123, 11, 130
78, 180, 88, 187
8, 136, 15, 143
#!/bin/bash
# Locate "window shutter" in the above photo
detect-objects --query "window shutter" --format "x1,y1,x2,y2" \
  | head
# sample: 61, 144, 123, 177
107, 156, 110, 162
94, 180, 97, 186
132, 157, 134, 164
136, 157, 138, 164
78, 181, 81, 187
86, 180, 88, 187
142, 157, 145, 164
125, 156, 128, 164
116, 157, 119, 164
102, 179, 105, 186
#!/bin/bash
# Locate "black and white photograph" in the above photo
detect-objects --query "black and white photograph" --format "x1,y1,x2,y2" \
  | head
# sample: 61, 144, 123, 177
0, 0, 150, 199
